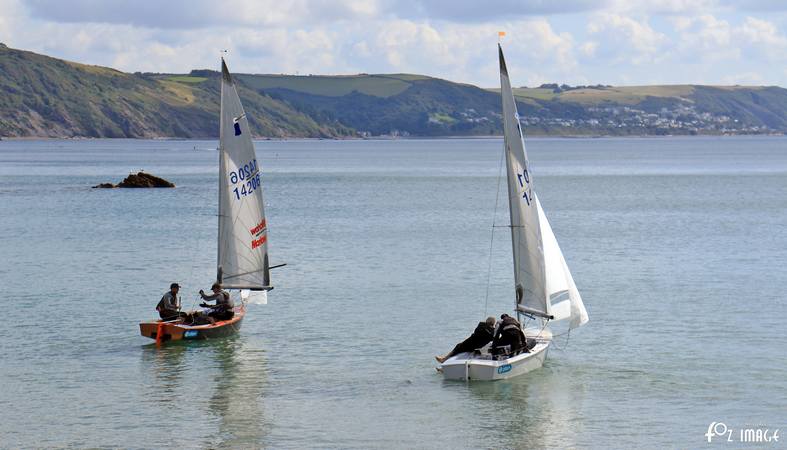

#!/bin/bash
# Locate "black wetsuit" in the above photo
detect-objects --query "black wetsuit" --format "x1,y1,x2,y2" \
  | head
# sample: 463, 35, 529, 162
445, 322, 495, 359
492, 316, 528, 355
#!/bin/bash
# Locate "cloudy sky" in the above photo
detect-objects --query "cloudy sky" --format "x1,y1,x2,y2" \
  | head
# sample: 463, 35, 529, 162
2, 0, 787, 87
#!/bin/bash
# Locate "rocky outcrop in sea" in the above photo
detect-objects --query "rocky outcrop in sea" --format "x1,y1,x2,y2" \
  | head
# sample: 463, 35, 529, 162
93, 172, 175, 188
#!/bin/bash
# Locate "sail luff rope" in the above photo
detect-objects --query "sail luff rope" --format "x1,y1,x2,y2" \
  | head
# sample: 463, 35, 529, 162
483, 143, 506, 317
182, 158, 216, 313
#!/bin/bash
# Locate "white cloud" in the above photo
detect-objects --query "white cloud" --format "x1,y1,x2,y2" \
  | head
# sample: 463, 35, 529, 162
380, 19, 577, 86
350, 41, 371, 58
670, 16, 694, 31
719, 0, 787, 12
675, 14, 735, 59
739, 16, 787, 48
587, 13, 669, 64
609, 0, 717, 15
389, 0, 606, 22
722, 71, 764, 84
22, 0, 383, 28
0, 0, 25, 42
578, 41, 598, 57
22, 0, 608, 28
3, 0, 787, 87
672, 14, 787, 64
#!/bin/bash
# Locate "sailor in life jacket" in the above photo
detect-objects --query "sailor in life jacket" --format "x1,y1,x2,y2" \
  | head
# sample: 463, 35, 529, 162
491, 314, 529, 355
199, 282, 235, 321
156, 283, 186, 320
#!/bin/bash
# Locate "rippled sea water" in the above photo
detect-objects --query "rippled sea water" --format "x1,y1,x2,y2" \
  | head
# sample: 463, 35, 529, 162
0, 137, 785, 448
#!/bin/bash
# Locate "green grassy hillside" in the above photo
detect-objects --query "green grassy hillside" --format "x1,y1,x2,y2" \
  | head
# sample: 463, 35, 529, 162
497, 83, 787, 135
3, 43, 787, 138
0, 44, 351, 138
235, 73, 415, 97
254, 74, 501, 136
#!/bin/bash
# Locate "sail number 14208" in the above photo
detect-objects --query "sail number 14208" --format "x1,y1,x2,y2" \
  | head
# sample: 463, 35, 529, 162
229, 159, 261, 200
230, 159, 262, 200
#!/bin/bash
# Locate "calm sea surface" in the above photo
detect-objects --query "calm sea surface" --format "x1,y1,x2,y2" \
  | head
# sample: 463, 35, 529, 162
0, 137, 785, 449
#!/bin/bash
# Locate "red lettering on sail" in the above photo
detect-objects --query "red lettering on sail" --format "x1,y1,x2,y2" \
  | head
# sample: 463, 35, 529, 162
250, 219, 267, 236
251, 235, 267, 249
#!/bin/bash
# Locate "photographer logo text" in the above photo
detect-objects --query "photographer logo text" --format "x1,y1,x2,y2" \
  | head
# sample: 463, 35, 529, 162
706, 422, 780, 443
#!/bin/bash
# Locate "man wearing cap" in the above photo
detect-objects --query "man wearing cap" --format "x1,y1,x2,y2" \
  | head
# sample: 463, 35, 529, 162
198, 283, 234, 321
156, 283, 185, 321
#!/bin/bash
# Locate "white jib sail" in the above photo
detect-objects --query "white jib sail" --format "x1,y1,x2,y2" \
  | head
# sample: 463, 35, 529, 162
499, 44, 549, 318
217, 59, 271, 291
536, 196, 588, 329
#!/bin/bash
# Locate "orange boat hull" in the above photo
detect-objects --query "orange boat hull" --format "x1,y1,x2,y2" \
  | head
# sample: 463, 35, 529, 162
139, 307, 245, 342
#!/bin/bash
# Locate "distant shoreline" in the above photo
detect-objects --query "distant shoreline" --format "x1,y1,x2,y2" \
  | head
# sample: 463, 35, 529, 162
5, 44, 787, 142
2, 133, 786, 142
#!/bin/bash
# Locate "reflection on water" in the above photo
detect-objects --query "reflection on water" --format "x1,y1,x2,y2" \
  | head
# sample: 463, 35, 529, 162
141, 343, 189, 401
139, 337, 268, 448
456, 359, 584, 449
205, 337, 268, 449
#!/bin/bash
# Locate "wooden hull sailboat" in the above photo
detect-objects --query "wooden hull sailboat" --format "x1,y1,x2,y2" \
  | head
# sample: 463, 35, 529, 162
140, 58, 276, 343
440, 44, 588, 381
140, 307, 246, 342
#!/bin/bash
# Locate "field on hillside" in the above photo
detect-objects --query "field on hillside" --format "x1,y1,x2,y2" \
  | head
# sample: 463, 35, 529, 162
235, 74, 416, 97
3, 43, 787, 138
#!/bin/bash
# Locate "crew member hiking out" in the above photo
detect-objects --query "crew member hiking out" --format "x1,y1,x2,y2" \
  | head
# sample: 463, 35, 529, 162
436, 317, 497, 363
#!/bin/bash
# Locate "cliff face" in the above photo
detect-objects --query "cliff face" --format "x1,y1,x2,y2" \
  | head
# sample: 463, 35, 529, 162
0, 44, 352, 138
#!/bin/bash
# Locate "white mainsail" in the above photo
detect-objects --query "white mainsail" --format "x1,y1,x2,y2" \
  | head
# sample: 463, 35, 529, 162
498, 44, 587, 328
217, 59, 271, 291
499, 44, 549, 319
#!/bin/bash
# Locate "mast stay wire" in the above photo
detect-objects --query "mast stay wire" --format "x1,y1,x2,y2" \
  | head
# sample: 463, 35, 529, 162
483, 144, 507, 317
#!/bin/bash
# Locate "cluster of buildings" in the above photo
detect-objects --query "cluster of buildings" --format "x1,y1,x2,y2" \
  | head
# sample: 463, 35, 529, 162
367, 103, 775, 137
521, 104, 769, 134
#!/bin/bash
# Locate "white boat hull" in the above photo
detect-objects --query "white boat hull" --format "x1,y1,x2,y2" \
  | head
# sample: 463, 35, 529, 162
440, 341, 549, 381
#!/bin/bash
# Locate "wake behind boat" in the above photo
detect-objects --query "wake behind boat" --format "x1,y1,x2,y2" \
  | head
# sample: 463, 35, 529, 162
439, 44, 588, 381
140, 58, 278, 343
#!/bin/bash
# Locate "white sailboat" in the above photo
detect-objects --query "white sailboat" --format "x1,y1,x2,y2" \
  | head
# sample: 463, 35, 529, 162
440, 44, 588, 380
140, 58, 276, 342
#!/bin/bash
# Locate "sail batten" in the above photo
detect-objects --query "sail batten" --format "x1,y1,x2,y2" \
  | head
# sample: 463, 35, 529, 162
217, 58, 271, 290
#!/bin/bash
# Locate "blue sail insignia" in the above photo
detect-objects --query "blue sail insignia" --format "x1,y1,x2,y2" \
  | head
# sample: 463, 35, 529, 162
233, 113, 246, 136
